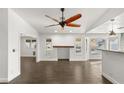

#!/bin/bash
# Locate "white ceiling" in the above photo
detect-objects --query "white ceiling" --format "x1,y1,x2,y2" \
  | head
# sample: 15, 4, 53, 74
88, 11, 124, 34
12, 8, 124, 34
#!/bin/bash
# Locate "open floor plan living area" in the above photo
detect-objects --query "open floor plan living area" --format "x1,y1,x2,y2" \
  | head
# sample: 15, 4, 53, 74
1, 8, 124, 84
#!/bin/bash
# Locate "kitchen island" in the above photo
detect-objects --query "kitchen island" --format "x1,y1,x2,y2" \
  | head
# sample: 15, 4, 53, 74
100, 49, 124, 84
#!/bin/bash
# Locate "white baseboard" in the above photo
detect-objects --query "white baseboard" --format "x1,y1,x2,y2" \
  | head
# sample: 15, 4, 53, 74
21, 56, 36, 57
0, 78, 8, 83
40, 58, 58, 61
102, 72, 119, 84
8, 72, 20, 82
69, 59, 88, 61
0, 72, 21, 83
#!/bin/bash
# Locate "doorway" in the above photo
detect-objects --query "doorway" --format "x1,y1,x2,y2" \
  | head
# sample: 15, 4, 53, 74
20, 36, 37, 62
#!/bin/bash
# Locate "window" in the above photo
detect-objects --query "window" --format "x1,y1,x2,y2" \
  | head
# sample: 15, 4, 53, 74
31, 40, 36, 49
25, 39, 36, 49
25, 39, 31, 48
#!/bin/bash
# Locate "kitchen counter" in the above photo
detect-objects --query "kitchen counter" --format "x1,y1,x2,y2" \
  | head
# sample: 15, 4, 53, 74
97, 49, 124, 53
100, 49, 124, 84
53, 45, 74, 48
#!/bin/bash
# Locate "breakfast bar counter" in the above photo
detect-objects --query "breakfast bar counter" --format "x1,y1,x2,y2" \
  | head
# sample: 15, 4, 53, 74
99, 49, 124, 84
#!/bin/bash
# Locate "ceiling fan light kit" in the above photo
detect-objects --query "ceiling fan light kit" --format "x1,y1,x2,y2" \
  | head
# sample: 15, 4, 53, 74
45, 8, 82, 30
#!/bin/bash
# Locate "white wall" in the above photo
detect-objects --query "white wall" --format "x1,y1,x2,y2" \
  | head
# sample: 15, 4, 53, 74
7, 9, 38, 81
0, 9, 8, 82
0, 9, 38, 82
38, 34, 86, 61
36, 35, 41, 62
120, 33, 124, 50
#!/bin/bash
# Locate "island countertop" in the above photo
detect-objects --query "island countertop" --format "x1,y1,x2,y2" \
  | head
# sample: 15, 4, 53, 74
97, 49, 124, 54
101, 48, 124, 84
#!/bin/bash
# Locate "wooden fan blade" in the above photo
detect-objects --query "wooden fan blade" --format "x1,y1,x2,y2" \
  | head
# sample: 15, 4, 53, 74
64, 14, 82, 24
45, 15, 59, 23
66, 23, 81, 27
45, 24, 59, 27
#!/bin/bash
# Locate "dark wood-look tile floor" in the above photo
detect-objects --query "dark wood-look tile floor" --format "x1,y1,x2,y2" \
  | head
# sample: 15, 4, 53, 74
9, 57, 111, 84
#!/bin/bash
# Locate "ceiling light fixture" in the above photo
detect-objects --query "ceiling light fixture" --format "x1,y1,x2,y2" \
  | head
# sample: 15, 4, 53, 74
109, 19, 116, 36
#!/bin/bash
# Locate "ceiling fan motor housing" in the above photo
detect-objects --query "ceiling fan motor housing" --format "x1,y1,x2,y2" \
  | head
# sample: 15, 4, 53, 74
59, 21, 65, 28
61, 8, 65, 12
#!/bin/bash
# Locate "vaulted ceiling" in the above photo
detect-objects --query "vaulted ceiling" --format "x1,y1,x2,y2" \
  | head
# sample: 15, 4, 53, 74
12, 8, 124, 34
88, 12, 124, 34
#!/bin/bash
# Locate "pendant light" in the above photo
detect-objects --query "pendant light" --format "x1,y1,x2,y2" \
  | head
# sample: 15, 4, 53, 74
109, 19, 116, 36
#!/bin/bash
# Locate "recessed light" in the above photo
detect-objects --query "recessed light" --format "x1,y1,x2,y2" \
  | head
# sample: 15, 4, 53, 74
70, 31, 72, 32
54, 30, 58, 32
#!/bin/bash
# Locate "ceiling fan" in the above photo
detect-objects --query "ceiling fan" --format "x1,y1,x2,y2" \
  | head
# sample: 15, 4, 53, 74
45, 8, 82, 28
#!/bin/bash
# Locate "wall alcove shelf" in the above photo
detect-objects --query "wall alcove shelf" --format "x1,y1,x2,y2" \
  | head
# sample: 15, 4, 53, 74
53, 45, 74, 48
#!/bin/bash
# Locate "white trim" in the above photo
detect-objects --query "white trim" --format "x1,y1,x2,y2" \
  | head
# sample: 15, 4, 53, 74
89, 58, 102, 60
36, 61, 40, 63
8, 73, 20, 82
0, 73, 21, 83
102, 72, 119, 84
0, 78, 8, 83
69, 59, 88, 61
40, 58, 58, 61
21, 56, 36, 57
